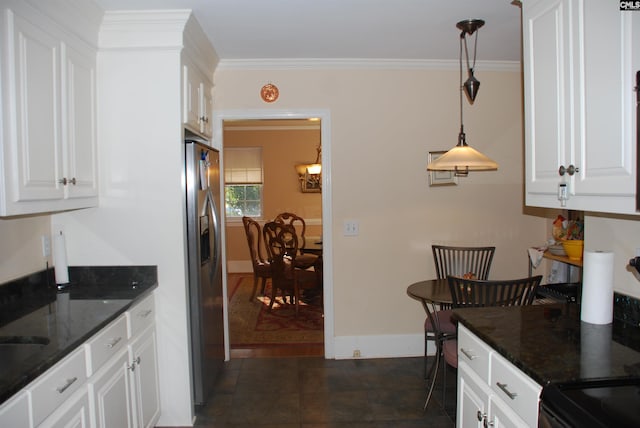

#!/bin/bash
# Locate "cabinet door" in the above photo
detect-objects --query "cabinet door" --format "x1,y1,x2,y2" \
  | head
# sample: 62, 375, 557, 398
457, 362, 486, 428
183, 60, 200, 131
488, 396, 529, 428
129, 326, 160, 428
7, 9, 64, 203
523, 0, 578, 202
573, 2, 637, 200
63, 44, 97, 200
89, 348, 134, 428
199, 80, 213, 137
0, 392, 29, 428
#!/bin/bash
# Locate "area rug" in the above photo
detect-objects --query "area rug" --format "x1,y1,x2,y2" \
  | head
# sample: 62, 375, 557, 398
228, 274, 324, 346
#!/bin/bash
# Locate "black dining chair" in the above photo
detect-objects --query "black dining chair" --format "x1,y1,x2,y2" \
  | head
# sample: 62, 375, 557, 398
434, 274, 542, 409
423, 246, 496, 398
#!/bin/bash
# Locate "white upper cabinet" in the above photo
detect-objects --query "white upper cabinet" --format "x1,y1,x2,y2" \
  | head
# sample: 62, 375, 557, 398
523, 0, 640, 214
183, 58, 213, 138
0, 1, 99, 216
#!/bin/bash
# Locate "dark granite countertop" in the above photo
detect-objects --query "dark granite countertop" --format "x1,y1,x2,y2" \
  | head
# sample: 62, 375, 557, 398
453, 303, 640, 387
0, 266, 157, 404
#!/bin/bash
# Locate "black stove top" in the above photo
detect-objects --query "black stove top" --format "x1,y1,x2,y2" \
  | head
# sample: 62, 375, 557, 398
541, 377, 640, 427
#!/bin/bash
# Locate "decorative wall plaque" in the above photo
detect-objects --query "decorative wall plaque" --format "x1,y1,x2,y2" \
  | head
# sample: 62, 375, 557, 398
260, 83, 279, 103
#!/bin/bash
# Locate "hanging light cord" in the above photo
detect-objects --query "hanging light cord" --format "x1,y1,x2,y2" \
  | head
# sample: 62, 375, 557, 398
462, 28, 479, 77
458, 34, 465, 141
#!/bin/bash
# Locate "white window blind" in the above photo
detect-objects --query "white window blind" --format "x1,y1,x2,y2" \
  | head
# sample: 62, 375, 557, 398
224, 147, 263, 184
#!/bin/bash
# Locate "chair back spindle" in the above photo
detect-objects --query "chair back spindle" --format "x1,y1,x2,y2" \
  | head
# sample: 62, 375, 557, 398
432, 245, 496, 281
447, 275, 543, 308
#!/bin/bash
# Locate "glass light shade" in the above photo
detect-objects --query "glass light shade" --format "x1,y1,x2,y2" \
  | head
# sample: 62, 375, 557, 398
427, 145, 498, 172
306, 163, 322, 175
295, 164, 309, 176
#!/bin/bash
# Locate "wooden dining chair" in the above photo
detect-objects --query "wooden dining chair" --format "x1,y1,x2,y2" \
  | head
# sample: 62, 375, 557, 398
274, 212, 319, 270
433, 274, 543, 409
242, 217, 272, 301
263, 221, 319, 317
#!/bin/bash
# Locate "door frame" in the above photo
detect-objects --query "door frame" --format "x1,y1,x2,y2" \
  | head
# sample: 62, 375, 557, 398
212, 108, 334, 359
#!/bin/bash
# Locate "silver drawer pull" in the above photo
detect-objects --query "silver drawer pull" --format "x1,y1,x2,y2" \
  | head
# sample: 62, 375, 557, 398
138, 309, 152, 318
106, 337, 122, 348
496, 382, 518, 400
460, 347, 477, 360
56, 377, 78, 394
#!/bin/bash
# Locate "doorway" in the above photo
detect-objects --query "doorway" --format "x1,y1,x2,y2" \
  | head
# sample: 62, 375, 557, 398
213, 110, 333, 360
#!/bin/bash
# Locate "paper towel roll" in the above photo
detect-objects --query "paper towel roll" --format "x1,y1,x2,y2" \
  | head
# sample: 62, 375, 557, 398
53, 232, 69, 285
581, 250, 614, 324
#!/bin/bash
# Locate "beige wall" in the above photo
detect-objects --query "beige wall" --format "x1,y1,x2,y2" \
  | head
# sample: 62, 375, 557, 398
224, 127, 322, 268
213, 66, 551, 339
0, 215, 52, 283
587, 214, 640, 299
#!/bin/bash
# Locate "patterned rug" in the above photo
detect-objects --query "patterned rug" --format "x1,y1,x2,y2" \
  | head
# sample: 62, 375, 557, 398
228, 274, 324, 346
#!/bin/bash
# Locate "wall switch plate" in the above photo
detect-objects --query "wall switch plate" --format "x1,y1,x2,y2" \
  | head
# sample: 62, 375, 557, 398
41, 235, 51, 257
343, 220, 359, 236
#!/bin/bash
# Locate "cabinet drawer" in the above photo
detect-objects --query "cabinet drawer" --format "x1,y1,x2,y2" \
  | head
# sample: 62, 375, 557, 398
458, 325, 491, 383
85, 315, 127, 376
127, 294, 155, 338
29, 347, 87, 426
490, 351, 541, 427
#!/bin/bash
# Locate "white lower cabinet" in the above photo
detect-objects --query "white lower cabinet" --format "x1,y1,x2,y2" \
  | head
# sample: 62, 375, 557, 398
0, 293, 159, 428
88, 348, 134, 428
456, 325, 541, 428
128, 325, 160, 428
87, 309, 159, 428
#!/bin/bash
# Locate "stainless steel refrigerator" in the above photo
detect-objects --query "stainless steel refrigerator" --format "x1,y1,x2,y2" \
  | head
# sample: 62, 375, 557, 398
184, 140, 224, 406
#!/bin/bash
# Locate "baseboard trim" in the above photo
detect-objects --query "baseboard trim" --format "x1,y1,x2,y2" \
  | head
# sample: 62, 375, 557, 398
333, 333, 434, 360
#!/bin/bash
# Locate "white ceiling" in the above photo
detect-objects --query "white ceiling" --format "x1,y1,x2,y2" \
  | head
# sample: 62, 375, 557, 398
93, 0, 523, 63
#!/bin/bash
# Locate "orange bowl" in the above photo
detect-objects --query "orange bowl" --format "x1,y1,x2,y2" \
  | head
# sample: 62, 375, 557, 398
561, 240, 584, 260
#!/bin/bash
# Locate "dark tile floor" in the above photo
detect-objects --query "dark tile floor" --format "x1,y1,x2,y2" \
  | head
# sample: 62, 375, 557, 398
194, 356, 457, 427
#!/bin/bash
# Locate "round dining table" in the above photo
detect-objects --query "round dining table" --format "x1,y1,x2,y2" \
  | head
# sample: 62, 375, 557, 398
406, 278, 452, 313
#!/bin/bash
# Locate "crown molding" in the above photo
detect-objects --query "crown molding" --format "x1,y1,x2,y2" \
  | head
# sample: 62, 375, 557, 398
99, 10, 191, 50
215, 58, 521, 72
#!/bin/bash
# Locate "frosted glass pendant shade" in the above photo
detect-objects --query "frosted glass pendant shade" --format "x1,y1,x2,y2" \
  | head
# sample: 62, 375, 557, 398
427, 132, 498, 175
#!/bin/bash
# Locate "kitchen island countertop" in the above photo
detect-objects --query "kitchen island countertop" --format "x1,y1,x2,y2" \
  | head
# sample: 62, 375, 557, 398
453, 303, 640, 387
0, 266, 157, 404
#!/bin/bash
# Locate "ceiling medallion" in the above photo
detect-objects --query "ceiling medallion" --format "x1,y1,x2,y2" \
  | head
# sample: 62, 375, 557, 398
260, 83, 279, 103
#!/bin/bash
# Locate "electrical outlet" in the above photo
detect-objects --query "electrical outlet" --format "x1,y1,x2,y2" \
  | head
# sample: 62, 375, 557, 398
343, 220, 359, 236
353, 349, 361, 358
41, 235, 51, 258
635, 247, 640, 257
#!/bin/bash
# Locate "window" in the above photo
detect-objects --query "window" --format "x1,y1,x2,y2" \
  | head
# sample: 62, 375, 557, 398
224, 147, 263, 218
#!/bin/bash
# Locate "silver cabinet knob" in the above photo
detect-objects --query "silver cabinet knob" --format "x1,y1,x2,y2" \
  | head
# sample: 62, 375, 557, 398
558, 164, 579, 176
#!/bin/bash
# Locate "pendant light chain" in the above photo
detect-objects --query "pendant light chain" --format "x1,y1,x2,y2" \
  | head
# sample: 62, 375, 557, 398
459, 34, 465, 137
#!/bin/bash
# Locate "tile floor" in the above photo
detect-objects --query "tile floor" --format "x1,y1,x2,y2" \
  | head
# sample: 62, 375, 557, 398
194, 356, 456, 427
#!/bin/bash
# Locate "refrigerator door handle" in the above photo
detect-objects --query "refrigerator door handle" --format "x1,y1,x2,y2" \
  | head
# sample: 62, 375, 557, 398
205, 189, 222, 280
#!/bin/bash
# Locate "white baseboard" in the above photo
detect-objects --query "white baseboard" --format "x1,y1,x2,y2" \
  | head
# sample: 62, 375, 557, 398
333, 333, 435, 360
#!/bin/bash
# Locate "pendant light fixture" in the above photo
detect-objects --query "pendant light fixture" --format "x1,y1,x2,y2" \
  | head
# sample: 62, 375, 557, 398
427, 19, 498, 177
